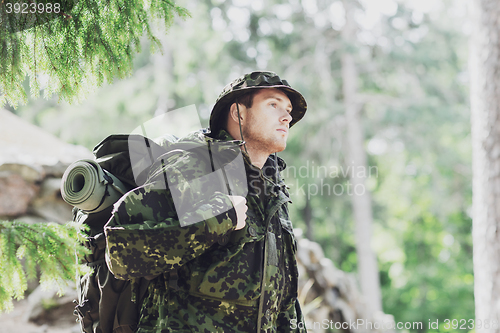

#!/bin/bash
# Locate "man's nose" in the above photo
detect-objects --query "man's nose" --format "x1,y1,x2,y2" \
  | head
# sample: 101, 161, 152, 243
281, 111, 292, 124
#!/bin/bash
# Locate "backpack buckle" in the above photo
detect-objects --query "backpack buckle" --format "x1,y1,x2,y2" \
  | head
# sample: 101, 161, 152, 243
73, 299, 92, 318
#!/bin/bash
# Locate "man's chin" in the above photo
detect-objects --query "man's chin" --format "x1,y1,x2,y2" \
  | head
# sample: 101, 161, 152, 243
273, 143, 287, 153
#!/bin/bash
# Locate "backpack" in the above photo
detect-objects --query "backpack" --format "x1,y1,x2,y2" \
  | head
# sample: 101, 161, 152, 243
70, 130, 240, 332
71, 133, 176, 333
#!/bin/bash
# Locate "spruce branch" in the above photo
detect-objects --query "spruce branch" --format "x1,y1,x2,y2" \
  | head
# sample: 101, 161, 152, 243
0, 0, 191, 107
0, 220, 89, 313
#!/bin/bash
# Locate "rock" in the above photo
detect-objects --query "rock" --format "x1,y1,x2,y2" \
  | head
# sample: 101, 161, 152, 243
0, 163, 45, 183
296, 238, 311, 267
0, 109, 93, 167
24, 284, 77, 323
15, 215, 49, 225
295, 237, 395, 333
323, 288, 339, 309
29, 178, 73, 223
0, 171, 39, 217
308, 241, 325, 264
0, 110, 91, 220
335, 298, 357, 325
42, 162, 76, 178
306, 306, 330, 332
319, 258, 340, 288
297, 238, 325, 266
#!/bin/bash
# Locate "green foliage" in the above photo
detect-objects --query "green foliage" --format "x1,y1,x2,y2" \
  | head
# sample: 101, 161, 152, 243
0, 220, 88, 312
0, 0, 189, 107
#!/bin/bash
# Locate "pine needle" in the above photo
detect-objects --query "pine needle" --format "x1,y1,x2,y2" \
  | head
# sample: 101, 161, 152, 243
0, 0, 191, 107
0, 220, 89, 313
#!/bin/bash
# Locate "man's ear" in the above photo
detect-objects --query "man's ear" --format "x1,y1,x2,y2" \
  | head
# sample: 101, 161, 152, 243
229, 102, 246, 125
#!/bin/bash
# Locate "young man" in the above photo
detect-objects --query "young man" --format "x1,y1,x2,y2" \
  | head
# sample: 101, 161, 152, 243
105, 71, 308, 332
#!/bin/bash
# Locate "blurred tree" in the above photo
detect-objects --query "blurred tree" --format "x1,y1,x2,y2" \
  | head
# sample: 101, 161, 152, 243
341, 0, 382, 316
0, 0, 188, 107
355, 0, 472, 327
469, 0, 500, 330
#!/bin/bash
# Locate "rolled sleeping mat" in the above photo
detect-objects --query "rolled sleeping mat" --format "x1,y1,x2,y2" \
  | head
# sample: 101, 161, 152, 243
61, 159, 128, 213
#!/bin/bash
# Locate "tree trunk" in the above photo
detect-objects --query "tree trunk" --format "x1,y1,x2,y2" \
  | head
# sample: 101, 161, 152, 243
303, 196, 314, 241
341, 0, 383, 316
470, 0, 500, 331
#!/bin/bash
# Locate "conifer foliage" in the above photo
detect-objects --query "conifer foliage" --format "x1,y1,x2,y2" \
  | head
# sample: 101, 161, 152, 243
0, 0, 189, 107
0, 220, 88, 312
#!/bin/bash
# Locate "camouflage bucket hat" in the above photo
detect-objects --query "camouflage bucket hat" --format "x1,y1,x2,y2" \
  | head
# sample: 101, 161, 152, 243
209, 71, 307, 133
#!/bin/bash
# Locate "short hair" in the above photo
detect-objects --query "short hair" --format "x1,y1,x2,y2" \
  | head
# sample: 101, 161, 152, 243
221, 89, 258, 131
235, 89, 256, 109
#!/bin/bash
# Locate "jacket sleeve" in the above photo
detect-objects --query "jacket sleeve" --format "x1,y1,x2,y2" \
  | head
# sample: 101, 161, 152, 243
277, 299, 308, 333
104, 150, 239, 280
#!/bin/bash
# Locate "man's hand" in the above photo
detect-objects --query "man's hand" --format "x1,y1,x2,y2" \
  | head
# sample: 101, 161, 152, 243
228, 195, 248, 230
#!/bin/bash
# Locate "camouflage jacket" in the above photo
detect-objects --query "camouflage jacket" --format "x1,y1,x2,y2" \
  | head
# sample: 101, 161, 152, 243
104, 129, 306, 333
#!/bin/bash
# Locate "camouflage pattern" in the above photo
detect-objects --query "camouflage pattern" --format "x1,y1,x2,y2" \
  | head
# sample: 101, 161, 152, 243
209, 71, 307, 134
104, 129, 306, 332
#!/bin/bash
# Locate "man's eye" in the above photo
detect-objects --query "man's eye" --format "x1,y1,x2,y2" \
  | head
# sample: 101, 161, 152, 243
270, 103, 277, 108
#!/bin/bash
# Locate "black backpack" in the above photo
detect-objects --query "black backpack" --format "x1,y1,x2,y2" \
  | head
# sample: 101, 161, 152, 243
72, 134, 173, 333
71, 130, 236, 332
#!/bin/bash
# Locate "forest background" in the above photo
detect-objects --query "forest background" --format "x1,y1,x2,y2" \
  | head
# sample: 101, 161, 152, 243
1, 0, 473, 331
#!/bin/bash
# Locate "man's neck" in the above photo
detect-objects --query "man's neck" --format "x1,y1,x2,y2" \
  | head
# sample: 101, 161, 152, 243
242, 145, 269, 169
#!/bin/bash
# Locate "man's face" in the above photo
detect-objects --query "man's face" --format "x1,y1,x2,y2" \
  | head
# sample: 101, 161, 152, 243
241, 88, 293, 154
